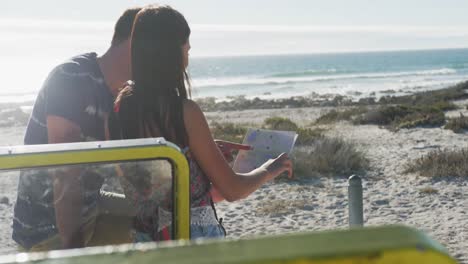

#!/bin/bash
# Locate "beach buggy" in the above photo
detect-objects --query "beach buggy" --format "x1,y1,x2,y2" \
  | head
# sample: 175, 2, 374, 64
0, 138, 458, 264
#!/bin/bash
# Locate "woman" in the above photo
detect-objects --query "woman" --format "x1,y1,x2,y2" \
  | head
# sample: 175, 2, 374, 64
114, 5, 293, 241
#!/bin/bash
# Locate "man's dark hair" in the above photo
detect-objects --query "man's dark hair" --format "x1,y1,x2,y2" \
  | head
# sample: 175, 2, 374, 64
111, 7, 142, 47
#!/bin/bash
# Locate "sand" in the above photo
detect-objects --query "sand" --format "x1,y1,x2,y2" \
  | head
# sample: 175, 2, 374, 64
0, 104, 466, 262
207, 105, 468, 263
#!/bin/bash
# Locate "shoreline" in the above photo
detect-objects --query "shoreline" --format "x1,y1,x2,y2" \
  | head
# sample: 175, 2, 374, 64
1, 79, 467, 110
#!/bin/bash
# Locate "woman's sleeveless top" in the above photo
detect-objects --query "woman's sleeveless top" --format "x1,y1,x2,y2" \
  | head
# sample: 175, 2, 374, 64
184, 147, 212, 208
119, 147, 213, 240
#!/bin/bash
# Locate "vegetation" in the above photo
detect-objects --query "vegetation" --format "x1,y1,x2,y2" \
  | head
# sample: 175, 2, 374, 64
405, 148, 468, 178
197, 95, 322, 112
197, 81, 468, 113
419, 187, 439, 195
292, 138, 369, 178
196, 94, 358, 112
295, 127, 325, 146
201, 81, 468, 132
352, 82, 466, 130
263, 117, 324, 145
209, 121, 247, 143
357, 104, 447, 130
263, 117, 298, 131
315, 107, 368, 124
377, 82, 468, 106
444, 113, 468, 133
314, 103, 450, 130
209, 117, 368, 179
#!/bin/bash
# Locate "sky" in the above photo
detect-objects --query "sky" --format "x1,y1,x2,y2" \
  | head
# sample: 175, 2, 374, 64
1, 0, 468, 56
1, 0, 468, 101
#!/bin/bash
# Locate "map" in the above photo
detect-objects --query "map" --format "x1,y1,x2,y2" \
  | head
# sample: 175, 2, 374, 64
233, 128, 298, 173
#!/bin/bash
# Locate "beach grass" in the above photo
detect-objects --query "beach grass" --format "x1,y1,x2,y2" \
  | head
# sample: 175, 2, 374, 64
210, 121, 248, 143
314, 98, 460, 131
359, 104, 447, 130
419, 187, 439, 195
314, 103, 448, 130
263, 117, 325, 145
202, 81, 468, 133
197, 81, 468, 113
209, 117, 367, 179
315, 107, 368, 124
405, 148, 468, 178
263, 117, 298, 131
444, 113, 468, 133
196, 94, 354, 112
292, 138, 369, 178
261, 117, 368, 178
296, 127, 325, 146
377, 81, 468, 106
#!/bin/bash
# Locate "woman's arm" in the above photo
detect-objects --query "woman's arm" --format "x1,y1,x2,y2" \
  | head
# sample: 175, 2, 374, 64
183, 100, 292, 202
211, 140, 252, 203
210, 187, 225, 203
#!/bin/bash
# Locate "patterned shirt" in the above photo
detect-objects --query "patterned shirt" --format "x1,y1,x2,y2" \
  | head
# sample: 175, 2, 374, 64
13, 53, 114, 249
119, 147, 213, 241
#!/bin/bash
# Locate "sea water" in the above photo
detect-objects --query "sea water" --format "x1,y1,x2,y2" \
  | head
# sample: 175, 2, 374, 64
188, 49, 468, 100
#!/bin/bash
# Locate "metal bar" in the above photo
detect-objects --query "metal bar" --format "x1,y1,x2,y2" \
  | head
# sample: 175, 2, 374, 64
0, 138, 190, 240
348, 175, 363, 227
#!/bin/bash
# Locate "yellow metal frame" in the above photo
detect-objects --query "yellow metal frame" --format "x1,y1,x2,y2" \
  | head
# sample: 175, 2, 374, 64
0, 138, 190, 240
0, 225, 457, 264
0, 140, 457, 264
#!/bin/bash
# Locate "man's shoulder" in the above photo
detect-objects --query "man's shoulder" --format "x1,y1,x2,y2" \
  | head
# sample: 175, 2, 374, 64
50, 53, 100, 78
43, 53, 104, 92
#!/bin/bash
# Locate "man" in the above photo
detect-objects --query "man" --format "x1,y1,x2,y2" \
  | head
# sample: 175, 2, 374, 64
13, 7, 142, 250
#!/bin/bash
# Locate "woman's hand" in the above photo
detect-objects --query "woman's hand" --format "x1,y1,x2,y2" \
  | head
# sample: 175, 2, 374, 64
259, 153, 293, 181
215, 140, 252, 162
183, 100, 292, 202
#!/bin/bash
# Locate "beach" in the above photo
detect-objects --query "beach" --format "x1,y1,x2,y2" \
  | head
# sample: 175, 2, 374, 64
0, 94, 466, 262
2, 0, 468, 261
206, 101, 467, 262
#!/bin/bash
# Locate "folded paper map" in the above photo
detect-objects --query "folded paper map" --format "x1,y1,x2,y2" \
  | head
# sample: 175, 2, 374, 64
233, 129, 298, 173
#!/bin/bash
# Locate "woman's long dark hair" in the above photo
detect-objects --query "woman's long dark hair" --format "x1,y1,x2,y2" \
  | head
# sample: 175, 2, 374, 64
116, 5, 191, 146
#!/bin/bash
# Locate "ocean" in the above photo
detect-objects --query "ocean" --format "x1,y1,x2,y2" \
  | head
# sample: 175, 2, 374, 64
2, 48, 468, 104
188, 49, 468, 100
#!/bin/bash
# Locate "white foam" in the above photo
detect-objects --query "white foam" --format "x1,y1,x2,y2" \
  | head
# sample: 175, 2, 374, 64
191, 68, 458, 88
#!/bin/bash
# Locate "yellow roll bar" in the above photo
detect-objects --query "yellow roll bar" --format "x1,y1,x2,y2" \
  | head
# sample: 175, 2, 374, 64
0, 138, 190, 240
0, 225, 457, 264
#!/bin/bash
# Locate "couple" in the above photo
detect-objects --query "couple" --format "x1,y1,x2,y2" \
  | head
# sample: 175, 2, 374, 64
13, 5, 292, 251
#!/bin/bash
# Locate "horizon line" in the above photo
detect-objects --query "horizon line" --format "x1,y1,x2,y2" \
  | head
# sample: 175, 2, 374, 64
190, 46, 468, 59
